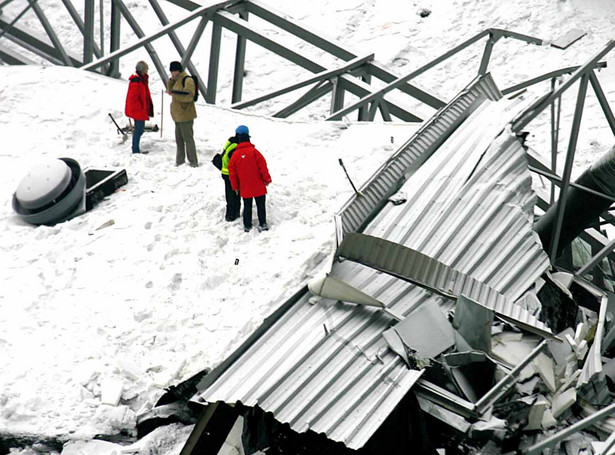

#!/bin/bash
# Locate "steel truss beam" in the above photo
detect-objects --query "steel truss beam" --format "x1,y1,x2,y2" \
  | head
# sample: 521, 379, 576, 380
512, 40, 615, 278
0, 1, 557, 123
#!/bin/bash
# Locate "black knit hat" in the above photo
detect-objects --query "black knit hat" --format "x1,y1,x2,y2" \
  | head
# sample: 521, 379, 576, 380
169, 61, 182, 72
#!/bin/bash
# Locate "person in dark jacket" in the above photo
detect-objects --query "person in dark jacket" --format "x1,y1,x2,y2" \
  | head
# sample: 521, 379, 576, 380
124, 61, 153, 154
228, 125, 272, 232
220, 126, 247, 221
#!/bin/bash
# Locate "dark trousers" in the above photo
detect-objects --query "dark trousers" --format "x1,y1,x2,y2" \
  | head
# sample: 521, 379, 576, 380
243, 195, 266, 229
222, 174, 240, 221
132, 120, 144, 153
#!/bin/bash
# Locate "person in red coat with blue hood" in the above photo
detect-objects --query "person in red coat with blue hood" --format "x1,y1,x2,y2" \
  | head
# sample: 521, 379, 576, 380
125, 61, 153, 154
228, 125, 272, 232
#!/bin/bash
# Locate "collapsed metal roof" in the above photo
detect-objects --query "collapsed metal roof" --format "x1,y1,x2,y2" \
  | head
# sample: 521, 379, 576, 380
194, 76, 551, 450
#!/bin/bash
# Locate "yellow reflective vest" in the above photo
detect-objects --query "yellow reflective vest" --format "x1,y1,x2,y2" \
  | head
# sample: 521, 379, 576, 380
221, 140, 238, 176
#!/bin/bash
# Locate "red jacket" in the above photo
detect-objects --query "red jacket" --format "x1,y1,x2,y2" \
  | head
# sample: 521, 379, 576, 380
125, 73, 153, 121
228, 142, 272, 198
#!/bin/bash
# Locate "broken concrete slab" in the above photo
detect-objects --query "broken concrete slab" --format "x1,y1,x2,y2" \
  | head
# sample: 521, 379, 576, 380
525, 396, 549, 431
552, 388, 577, 419
532, 352, 557, 393
491, 333, 540, 382
541, 408, 558, 429
552, 271, 574, 289
575, 322, 589, 345
468, 416, 507, 441
100, 378, 123, 406
516, 376, 541, 396
576, 340, 589, 361
548, 328, 574, 366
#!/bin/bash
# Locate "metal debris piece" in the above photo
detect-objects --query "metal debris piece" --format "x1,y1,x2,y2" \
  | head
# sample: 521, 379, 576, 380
551, 29, 586, 50
389, 300, 455, 359
417, 396, 471, 433
578, 295, 608, 386
474, 340, 548, 415
337, 233, 556, 339
453, 295, 494, 353
442, 351, 497, 403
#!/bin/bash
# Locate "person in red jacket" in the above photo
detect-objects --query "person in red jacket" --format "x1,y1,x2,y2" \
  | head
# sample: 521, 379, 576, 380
228, 125, 272, 232
125, 61, 153, 154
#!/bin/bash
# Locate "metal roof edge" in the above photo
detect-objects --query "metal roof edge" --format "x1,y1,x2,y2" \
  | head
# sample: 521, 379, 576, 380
334, 73, 500, 242
192, 284, 309, 400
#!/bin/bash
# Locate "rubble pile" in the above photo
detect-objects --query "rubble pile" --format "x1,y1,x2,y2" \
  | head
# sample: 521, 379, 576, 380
403, 269, 615, 454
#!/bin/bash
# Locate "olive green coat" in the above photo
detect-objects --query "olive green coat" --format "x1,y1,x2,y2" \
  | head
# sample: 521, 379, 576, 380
167, 71, 197, 122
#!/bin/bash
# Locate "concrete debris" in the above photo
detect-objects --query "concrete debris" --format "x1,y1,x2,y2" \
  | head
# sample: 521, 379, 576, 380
525, 396, 549, 431
396, 272, 615, 453
541, 407, 558, 429
100, 378, 124, 406
551, 388, 577, 419
468, 416, 507, 441
532, 352, 557, 393
548, 328, 575, 366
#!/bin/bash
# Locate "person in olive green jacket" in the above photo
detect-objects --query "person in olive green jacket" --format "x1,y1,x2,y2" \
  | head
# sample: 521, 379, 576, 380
167, 61, 198, 167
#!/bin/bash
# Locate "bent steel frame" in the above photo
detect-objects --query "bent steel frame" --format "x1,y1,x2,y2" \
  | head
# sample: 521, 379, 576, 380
2, 0, 554, 122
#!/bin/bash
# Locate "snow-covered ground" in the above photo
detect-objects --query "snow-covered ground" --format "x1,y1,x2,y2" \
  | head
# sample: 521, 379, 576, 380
2, 0, 615, 453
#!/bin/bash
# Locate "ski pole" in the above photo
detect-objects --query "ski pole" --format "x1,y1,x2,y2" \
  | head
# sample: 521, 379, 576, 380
339, 158, 362, 197
160, 90, 164, 138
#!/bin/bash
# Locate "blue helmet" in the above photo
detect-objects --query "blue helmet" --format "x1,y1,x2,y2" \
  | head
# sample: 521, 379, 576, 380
235, 125, 249, 136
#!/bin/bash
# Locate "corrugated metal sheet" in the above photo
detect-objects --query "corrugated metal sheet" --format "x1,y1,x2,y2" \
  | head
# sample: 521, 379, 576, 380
335, 73, 501, 243
337, 233, 554, 338
365, 97, 549, 301
197, 87, 550, 451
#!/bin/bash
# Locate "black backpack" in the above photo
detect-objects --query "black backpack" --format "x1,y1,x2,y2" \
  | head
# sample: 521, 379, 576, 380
182, 75, 199, 102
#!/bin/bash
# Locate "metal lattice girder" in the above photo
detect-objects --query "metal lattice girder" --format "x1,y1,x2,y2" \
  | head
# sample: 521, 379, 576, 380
328, 27, 544, 121
81, 0, 236, 72
589, 69, 615, 136
512, 39, 615, 132
548, 74, 589, 262
207, 21, 222, 103
112, 0, 167, 85
327, 29, 492, 120
213, 9, 422, 121
501, 61, 607, 96
0, 12, 82, 65
83, 0, 94, 63
244, 0, 445, 110
60, 0, 103, 59
232, 54, 374, 110
273, 80, 333, 118
30, 0, 74, 66
149, 0, 207, 94
0, 42, 35, 64
231, 7, 247, 103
